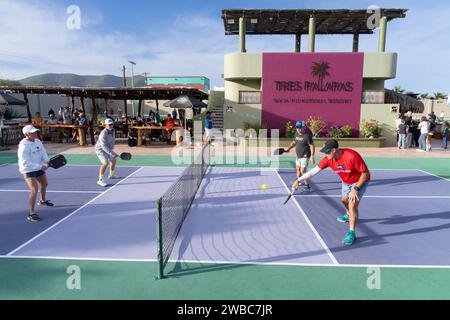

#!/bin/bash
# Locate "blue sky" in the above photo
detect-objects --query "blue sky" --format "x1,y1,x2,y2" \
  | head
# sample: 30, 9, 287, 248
0, 0, 448, 94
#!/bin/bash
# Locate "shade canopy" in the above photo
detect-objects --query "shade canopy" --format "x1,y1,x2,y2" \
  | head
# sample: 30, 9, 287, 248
163, 95, 207, 109
0, 91, 26, 106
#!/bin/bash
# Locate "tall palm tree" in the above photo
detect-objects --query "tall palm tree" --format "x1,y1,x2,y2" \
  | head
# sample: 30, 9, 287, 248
393, 86, 405, 94
310, 62, 330, 91
432, 92, 448, 100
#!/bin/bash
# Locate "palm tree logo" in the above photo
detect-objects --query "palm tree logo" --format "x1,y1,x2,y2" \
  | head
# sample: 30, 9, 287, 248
310, 62, 331, 91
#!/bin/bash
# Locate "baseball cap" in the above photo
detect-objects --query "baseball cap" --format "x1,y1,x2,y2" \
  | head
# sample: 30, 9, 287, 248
295, 121, 304, 128
320, 139, 339, 154
105, 118, 114, 125
22, 125, 40, 135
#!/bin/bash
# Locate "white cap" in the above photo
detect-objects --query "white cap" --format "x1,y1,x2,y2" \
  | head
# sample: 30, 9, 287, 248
105, 118, 114, 125
22, 125, 40, 135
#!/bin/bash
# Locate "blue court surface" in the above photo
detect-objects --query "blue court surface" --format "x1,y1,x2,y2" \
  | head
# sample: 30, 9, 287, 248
1, 165, 450, 269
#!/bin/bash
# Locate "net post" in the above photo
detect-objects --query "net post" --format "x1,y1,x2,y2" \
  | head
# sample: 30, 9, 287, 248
155, 198, 165, 279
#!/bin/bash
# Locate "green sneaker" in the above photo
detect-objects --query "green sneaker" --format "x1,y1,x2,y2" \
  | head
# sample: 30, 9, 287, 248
343, 230, 356, 246
337, 213, 349, 223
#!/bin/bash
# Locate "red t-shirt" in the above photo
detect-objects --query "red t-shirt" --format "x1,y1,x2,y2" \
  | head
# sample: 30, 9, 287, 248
318, 149, 370, 185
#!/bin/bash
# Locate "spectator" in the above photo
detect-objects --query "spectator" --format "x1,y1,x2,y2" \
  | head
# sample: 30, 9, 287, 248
395, 114, 402, 144
172, 108, 177, 120
46, 113, 59, 125
62, 107, 72, 124
426, 114, 436, 151
163, 114, 175, 142
397, 117, 408, 150
48, 108, 55, 117
204, 111, 214, 144
417, 116, 429, 152
442, 121, 449, 150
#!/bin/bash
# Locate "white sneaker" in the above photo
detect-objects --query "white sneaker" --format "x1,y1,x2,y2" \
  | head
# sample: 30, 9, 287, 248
108, 174, 119, 179
97, 180, 107, 187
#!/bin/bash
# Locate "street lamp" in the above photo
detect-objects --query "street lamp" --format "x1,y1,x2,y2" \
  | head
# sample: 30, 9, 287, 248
128, 60, 136, 116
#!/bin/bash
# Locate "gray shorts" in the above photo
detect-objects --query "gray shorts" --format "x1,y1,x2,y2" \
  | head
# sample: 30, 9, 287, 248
96, 150, 115, 165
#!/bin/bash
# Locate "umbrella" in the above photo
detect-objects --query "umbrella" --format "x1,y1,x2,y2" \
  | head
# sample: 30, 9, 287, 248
0, 91, 26, 106
163, 95, 207, 109
164, 95, 207, 146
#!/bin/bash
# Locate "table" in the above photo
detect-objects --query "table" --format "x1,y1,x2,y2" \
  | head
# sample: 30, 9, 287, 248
129, 126, 183, 146
19, 123, 89, 146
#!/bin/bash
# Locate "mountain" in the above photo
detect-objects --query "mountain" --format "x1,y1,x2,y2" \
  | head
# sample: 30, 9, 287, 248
19, 73, 146, 87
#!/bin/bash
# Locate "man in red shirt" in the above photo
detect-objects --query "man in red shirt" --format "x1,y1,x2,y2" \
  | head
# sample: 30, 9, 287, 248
292, 139, 370, 245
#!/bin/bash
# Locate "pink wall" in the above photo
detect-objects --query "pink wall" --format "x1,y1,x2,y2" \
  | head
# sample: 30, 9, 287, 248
262, 53, 364, 135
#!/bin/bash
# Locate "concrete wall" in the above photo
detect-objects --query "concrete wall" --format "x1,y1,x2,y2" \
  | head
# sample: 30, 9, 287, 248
360, 103, 400, 146
208, 90, 225, 111
362, 52, 397, 79
362, 79, 385, 91
224, 79, 262, 129
420, 99, 449, 119
224, 53, 262, 80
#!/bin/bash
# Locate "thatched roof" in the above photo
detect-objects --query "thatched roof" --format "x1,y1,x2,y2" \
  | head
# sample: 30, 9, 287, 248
385, 89, 424, 114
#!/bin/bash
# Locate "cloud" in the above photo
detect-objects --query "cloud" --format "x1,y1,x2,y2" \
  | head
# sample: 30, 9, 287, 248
0, 0, 448, 94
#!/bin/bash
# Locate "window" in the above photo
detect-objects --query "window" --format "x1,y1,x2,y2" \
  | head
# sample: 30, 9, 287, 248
239, 91, 261, 104
362, 91, 385, 104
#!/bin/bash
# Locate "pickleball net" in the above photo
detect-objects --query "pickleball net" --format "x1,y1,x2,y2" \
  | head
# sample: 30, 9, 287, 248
156, 144, 211, 278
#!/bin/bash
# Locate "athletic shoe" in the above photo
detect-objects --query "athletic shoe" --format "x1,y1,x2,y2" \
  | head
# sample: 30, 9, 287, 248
27, 213, 41, 222
343, 230, 356, 245
97, 180, 107, 187
337, 213, 349, 223
38, 200, 54, 207
302, 185, 312, 193
108, 174, 119, 179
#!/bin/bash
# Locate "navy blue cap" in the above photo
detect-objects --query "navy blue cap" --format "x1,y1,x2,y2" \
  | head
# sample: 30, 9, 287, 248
320, 139, 339, 154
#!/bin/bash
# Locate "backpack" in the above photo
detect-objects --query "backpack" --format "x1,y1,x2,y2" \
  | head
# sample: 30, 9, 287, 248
128, 136, 137, 147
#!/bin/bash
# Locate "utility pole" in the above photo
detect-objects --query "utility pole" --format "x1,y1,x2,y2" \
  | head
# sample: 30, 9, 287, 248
122, 65, 127, 87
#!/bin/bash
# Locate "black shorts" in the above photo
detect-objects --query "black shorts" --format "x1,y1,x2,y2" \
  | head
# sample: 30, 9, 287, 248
24, 170, 46, 179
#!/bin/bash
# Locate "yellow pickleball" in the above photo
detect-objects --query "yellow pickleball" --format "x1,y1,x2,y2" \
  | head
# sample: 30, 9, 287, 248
262, 184, 268, 190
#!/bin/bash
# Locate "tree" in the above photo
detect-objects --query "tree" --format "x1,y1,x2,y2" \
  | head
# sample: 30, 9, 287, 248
310, 62, 330, 91
432, 92, 448, 100
0, 79, 21, 86
419, 93, 430, 100
393, 86, 405, 94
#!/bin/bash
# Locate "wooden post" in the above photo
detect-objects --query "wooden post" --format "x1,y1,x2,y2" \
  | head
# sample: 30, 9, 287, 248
138, 100, 142, 117
78, 127, 87, 146
124, 99, 128, 125
80, 97, 86, 115
89, 97, 97, 145
23, 93, 32, 123
156, 99, 159, 113
71, 96, 76, 116
104, 98, 108, 115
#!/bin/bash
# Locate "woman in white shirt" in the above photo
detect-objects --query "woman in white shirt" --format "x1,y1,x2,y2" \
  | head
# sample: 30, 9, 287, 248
17, 125, 53, 222
417, 116, 429, 152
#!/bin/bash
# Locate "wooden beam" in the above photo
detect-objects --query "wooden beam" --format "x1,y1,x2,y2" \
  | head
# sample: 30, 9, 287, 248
80, 97, 86, 115
156, 99, 159, 113
23, 93, 32, 123
138, 100, 142, 117
123, 99, 128, 125
90, 97, 97, 145
70, 95, 76, 117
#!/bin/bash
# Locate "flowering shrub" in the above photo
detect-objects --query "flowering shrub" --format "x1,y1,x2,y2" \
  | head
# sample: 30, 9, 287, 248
305, 116, 327, 137
360, 120, 382, 138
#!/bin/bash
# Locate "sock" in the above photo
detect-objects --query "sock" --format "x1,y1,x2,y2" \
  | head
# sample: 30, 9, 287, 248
109, 170, 115, 177
349, 229, 355, 232
99, 174, 104, 181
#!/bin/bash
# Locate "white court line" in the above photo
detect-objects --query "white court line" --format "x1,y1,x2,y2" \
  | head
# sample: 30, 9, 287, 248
6, 167, 145, 256
294, 195, 450, 199
2, 255, 450, 270
2, 163, 181, 169
0, 189, 103, 194
417, 169, 450, 183
0, 255, 155, 262
274, 168, 339, 265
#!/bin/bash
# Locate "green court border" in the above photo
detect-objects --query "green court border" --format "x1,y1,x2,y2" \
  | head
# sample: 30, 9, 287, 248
1, 151, 450, 299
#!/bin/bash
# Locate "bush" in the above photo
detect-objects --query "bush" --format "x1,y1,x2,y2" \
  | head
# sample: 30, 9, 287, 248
360, 120, 382, 138
284, 121, 295, 138
340, 125, 353, 137
328, 126, 344, 138
305, 116, 326, 137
